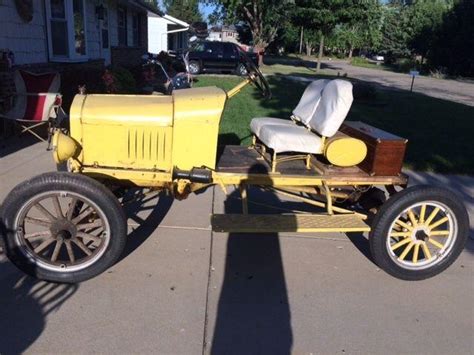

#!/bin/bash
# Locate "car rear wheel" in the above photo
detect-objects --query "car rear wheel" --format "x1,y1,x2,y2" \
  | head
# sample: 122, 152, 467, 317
1, 172, 127, 283
369, 185, 468, 280
188, 60, 201, 75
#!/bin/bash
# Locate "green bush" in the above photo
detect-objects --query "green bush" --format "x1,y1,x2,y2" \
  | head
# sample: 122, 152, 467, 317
395, 58, 417, 73
102, 66, 137, 94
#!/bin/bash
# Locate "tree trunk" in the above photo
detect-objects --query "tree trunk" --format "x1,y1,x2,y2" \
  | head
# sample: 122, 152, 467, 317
258, 51, 264, 66
348, 44, 354, 60
316, 35, 324, 72
299, 27, 304, 54
306, 41, 312, 56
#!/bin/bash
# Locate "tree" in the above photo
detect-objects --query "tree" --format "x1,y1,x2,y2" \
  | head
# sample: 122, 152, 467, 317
292, 0, 342, 71
428, 0, 474, 77
212, 0, 291, 63
380, 3, 412, 61
407, 0, 451, 62
293, 0, 380, 70
327, 0, 383, 59
163, 0, 203, 24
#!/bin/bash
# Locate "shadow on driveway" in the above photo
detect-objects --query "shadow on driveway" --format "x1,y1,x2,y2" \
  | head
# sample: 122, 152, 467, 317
0, 259, 78, 354
211, 165, 293, 354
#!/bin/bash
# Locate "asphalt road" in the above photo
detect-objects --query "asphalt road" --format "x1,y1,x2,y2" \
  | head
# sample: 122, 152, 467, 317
299, 60, 474, 107
0, 139, 473, 354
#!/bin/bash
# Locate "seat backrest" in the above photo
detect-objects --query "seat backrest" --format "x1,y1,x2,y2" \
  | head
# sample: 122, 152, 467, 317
14, 70, 60, 94
307, 79, 353, 137
292, 79, 330, 125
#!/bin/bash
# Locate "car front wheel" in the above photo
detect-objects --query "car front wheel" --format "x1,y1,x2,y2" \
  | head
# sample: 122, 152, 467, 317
1, 172, 127, 283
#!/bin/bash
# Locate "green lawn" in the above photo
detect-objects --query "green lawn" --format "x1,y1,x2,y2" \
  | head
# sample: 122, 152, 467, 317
194, 75, 474, 175
350, 58, 394, 72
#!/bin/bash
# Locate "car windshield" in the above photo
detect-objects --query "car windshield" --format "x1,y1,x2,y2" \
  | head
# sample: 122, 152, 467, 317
191, 42, 206, 52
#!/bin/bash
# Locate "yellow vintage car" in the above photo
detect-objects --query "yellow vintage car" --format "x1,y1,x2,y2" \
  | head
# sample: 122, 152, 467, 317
0, 53, 469, 283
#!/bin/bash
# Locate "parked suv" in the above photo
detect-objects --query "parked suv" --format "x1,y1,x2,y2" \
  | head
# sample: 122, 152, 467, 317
187, 41, 259, 75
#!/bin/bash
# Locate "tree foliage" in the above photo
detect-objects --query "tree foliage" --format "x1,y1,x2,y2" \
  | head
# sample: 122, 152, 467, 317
163, 0, 203, 24
428, 0, 474, 76
400, 0, 450, 62
211, 0, 290, 50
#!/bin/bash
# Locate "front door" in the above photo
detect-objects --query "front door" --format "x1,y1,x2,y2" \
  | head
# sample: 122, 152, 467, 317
222, 42, 238, 71
202, 42, 222, 70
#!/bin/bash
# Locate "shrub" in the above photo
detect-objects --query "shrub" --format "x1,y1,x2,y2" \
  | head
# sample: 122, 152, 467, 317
102, 66, 137, 94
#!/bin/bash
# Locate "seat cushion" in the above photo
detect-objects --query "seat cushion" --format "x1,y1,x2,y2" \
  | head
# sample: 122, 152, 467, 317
292, 79, 330, 125
250, 117, 294, 136
258, 124, 323, 154
308, 79, 353, 137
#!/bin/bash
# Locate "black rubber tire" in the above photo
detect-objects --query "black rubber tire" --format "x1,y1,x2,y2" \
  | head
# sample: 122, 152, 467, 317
369, 185, 469, 280
0, 172, 127, 283
188, 60, 201, 75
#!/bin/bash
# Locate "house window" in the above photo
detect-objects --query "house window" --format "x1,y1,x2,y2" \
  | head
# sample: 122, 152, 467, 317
49, 0, 68, 56
132, 13, 140, 46
118, 6, 128, 46
46, 0, 87, 61
73, 0, 86, 55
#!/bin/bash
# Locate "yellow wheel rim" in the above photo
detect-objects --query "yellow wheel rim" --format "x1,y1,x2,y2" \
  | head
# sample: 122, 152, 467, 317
386, 201, 457, 270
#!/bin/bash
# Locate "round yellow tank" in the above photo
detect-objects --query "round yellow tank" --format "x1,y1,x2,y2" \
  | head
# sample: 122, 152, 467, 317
324, 137, 367, 167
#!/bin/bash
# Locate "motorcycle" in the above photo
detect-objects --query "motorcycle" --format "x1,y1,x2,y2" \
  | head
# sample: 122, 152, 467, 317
142, 51, 193, 95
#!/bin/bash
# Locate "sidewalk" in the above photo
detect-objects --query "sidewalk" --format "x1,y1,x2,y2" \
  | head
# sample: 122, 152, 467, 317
1, 140, 472, 354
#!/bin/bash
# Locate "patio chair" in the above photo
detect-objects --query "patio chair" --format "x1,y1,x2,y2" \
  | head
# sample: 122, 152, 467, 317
0, 70, 66, 143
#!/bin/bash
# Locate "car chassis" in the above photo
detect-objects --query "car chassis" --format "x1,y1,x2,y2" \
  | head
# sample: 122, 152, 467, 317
0, 53, 469, 283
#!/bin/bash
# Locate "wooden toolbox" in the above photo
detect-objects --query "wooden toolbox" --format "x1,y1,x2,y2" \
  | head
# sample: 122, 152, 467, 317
340, 121, 408, 176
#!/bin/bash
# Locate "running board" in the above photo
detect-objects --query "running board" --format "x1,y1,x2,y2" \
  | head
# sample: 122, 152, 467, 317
212, 214, 371, 233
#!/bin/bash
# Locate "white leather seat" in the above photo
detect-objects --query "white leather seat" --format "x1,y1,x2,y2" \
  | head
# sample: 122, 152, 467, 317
259, 124, 323, 154
251, 79, 353, 155
250, 79, 330, 136
250, 117, 294, 137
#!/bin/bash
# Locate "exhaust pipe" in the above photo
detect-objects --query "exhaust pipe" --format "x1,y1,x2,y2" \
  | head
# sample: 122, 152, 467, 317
172, 167, 213, 183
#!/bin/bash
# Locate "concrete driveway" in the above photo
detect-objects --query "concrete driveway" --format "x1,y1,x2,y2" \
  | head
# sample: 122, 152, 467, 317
0, 140, 473, 354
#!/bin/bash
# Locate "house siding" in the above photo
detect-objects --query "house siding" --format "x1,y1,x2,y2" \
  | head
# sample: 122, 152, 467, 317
148, 16, 168, 53
86, 0, 101, 61
0, 0, 48, 65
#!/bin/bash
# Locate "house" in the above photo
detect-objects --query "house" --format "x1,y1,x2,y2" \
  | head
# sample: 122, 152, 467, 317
0, 0, 162, 120
208, 25, 239, 44
148, 13, 189, 54
0, 0, 162, 67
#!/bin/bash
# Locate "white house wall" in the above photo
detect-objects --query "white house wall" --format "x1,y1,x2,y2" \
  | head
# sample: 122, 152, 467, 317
0, 0, 48, 65
0, 0, 150, 66
148, 16, 168, 53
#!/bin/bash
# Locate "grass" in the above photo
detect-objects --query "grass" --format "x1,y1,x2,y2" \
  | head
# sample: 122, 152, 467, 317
194, 74, 474, 175
350, 57, 393, 72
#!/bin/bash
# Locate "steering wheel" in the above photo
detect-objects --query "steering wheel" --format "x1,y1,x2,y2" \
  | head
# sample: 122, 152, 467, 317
238, 47, 272, 99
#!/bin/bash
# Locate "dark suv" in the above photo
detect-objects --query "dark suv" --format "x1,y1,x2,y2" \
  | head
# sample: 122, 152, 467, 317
187, 41, 259, 75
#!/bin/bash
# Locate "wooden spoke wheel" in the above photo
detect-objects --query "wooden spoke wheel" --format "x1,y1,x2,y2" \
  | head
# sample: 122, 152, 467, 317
1, 172, 127, 283
369, 186, 469, 280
